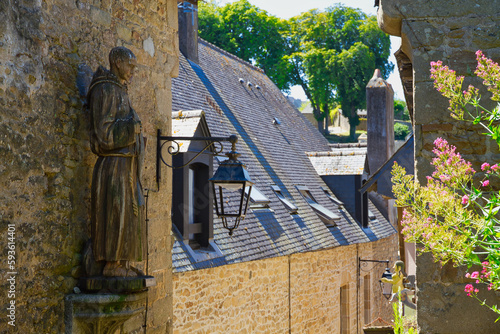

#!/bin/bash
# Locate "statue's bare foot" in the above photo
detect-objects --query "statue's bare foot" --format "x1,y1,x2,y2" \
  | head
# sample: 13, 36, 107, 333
129, 266, 145, 276
103, 262, 133, 277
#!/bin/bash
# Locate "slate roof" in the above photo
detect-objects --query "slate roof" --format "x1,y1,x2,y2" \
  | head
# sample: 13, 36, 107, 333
170, 38, 396, 273
307, 148, 367, 175
361, 135, 414, 198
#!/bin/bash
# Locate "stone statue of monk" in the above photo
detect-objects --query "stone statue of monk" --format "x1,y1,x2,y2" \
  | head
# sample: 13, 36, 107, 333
88, 46, 146, 277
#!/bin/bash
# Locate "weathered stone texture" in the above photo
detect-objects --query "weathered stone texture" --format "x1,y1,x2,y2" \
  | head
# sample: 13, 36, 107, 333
172, 235, 398, 333
379, 0, 500, 332
0, 0, 178, 332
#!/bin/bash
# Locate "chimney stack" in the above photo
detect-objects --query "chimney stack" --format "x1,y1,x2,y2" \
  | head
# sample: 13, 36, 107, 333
178, 0, 199, 64
366, 69, 394, 174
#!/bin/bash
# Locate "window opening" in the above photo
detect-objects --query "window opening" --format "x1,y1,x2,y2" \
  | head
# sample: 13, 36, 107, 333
364, 274, 371, 325
296, 186, 340, 226
271, 185, 298, 214
361, 187, 369, 228
245, 186, 270, 209
321, 186, 344, 207
340, 285, 350, 334
172, 157, 213, 251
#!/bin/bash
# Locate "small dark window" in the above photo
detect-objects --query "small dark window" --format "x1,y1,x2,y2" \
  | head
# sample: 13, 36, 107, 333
172, 153, 213, 249
361, 180, 369, 228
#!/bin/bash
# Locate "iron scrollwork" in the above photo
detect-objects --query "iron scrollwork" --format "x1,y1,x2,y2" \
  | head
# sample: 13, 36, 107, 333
156, 129, 237, 189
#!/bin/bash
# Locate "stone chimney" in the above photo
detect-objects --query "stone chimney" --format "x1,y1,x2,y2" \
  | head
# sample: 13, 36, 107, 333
366, 69, 394, 174
178, 0, 199, 64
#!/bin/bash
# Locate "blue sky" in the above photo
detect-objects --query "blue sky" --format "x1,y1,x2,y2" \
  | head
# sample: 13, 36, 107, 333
216, 0, 403, 101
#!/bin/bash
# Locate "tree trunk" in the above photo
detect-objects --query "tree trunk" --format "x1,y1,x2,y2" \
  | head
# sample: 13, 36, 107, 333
312, 105, 324, 134
323, 103, 330, 135
317, 119, 324, 134
347, 106, 359, 140
349, 121, 356, 140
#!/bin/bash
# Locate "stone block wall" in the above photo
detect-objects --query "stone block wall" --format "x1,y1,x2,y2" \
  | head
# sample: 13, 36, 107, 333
172, 235, 398, 333
378, 0, 500, 332
0, 0, 178, 332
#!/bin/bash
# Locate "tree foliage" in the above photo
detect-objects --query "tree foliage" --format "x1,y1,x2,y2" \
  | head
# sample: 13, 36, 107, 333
199, 0, 291, 90
394, 99, 410, 120
199, 1, 393, 137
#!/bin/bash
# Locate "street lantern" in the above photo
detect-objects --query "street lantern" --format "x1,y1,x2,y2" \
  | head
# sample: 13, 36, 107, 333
157, 131, 253, 236
358, 258, 392, 300
380, 267, 393, 300
209, 135, 254, 235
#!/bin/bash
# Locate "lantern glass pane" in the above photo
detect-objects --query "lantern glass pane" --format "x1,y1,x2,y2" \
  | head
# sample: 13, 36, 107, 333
216, 182, 244, 191
382, 281, 393, 297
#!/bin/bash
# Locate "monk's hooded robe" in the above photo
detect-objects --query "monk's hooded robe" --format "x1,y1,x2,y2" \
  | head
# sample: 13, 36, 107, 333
88, 66, 146, 262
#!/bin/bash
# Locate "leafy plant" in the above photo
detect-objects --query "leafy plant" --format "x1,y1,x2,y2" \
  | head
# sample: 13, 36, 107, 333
392, 51, 500, 320
394, 99, 410, 121
394, 122, 410, 140
393, 297, 418, 334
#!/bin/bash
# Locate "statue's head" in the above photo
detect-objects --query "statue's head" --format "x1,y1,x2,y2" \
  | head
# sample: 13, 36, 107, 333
394, 260, 405, 274
109, 47, 137, 84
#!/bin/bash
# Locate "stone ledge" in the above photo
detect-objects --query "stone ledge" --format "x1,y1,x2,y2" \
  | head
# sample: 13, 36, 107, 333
65, 292, 148, 334
79, 276, 156, 294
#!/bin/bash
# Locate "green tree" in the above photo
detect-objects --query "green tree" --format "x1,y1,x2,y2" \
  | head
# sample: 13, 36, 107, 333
199, 0, 291, 90
285, 7, 392, 137
199, 2, 393, 137
394, 99, 409, 120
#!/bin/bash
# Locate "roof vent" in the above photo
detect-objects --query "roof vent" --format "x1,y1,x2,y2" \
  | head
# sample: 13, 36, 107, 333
247, 81, 253, 88
239, 78, 244, 84
256, 85, 261, 90
273, 117, 281, 125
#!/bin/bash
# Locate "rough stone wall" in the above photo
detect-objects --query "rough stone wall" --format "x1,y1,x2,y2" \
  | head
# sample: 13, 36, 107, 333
378, 0, 500, 332
0, 0, 178, 332
173, 257, 290, 333
172, 235, 398, 334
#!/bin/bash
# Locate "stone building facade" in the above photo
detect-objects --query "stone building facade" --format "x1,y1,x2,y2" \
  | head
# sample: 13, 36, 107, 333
169, 2, 400, 331
378, 0, 500, 332
172, 238, 398, 334
0, 0, 178, 332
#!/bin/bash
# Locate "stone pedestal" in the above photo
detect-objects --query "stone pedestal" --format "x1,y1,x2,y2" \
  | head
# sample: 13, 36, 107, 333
79, 276, 156, 293
65, 291, 148, 334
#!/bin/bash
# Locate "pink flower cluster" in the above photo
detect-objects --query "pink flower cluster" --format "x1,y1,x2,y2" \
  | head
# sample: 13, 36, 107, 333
464, 283, 479, 297
461, 195, 469, 205
482, 162, 500, 174
464, 262, 495, 297
475, 50, 500, 101
430, 61, 468, 119
431, 138, 475, 187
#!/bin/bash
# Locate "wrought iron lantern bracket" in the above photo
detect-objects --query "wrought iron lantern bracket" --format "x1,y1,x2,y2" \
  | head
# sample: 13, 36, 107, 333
156, 129, 237, 188
157, 130, 253, 235
358, 258, 392, 300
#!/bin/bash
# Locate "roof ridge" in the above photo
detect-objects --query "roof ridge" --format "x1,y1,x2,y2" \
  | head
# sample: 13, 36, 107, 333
306, 150, 367, 157
172, 109, 204, 119
328, 143, 367, 148
199, 37, 265, 74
